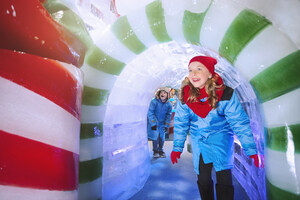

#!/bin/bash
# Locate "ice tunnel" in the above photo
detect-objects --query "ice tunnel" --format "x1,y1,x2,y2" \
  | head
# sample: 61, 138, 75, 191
0, 0, 299, 200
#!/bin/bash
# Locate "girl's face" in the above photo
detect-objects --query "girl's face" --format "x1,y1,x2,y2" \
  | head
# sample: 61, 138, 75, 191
159, 91, 168, 101
188, 62, 212, 89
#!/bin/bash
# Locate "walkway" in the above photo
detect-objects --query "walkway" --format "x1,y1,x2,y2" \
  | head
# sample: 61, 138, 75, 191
130, 140, 250, 200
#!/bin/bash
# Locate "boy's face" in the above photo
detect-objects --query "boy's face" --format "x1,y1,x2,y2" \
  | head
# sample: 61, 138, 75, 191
159, 91, 168, 101
188, 61, 212, 89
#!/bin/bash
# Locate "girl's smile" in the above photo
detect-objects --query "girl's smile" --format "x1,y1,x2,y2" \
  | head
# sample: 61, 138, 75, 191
188, 62, 212, 89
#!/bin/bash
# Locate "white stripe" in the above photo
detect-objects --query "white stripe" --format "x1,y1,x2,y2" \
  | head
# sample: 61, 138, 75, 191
81, 64, 117, 90
200, 0, 245, 52
58, 61, 83, 88
0, 185, 78, 200
266, 148, 300, 195
79, 177, 102, 200
235, 26, 297, 79
0, 77, 80, 154
80, 136, 103, 161
263, 88, 300, 127
93, 28, 136, 63
163, 10, 185, 43
126, 7, 159, 48
81, 105, 107, 123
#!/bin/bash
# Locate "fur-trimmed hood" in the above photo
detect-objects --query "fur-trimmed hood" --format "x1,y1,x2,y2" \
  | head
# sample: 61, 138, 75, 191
155, 87, 170, 100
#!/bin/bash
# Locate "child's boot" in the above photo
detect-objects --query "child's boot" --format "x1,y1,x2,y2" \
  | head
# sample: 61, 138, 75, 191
159, 151, 166, 158
197, 180, 214, 200
215, 184, 234, 200
153, 150, 159, 158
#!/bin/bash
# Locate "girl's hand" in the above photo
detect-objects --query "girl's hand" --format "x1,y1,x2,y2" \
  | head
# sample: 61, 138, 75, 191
250, 154, 264, 168
171, 151, 181, 164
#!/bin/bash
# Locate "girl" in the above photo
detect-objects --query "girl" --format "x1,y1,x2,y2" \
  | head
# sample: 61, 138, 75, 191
170, 56, 260, 200
148, 87, 172, 158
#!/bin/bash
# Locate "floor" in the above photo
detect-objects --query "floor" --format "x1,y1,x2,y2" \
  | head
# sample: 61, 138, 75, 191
129, 137, 250, 200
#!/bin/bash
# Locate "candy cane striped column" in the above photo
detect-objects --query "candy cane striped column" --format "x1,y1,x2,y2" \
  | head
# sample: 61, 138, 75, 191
0, 49, 83, 200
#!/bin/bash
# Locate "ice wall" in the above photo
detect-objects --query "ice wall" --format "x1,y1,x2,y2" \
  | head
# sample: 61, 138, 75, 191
94, 0, 300, 199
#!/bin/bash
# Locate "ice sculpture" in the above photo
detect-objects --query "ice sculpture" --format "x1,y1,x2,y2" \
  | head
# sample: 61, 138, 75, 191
0, 0, 84, 199
0, 49, 83, 199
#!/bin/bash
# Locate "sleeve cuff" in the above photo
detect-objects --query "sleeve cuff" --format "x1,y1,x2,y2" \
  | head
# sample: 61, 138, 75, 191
244, 148, 258, 157
173, 146, 183, 152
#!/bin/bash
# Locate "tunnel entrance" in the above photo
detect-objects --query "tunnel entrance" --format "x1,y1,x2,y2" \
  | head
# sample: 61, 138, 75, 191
102, 42, 265, 200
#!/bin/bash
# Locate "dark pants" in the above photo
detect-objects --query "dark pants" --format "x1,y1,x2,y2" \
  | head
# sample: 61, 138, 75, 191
197, 154, 234, 200
152, 134, 164, 153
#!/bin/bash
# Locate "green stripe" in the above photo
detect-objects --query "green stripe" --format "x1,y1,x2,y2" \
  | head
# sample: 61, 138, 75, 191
58, 10, 94, 48
219, 9, 271, 63
82, 86, 109, 106
111, 16, 147, 54
79, 157, 103, 184
146, 0, 172, 43
42, 0, 68, 13
267, 123, 300, 153
250, 50, 300, 102
85, 45, 126, 75
182, 10, 206, 45
80, 123, 103, 139
43, 0, 93, 48
266, 179, 300, 200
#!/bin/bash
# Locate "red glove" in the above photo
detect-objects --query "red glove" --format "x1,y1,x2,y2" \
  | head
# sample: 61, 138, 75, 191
171, 151, 181, 164
250, 154, 264, 168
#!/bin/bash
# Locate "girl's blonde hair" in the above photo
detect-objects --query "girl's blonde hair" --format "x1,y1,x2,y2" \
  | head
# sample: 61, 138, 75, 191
179, 74, 224, 109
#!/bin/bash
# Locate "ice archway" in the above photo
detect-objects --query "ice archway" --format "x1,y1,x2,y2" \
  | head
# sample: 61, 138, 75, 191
78, 0, 300, 200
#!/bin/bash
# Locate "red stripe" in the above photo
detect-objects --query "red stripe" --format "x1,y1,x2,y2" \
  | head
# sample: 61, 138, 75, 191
0, 129, 78, 190
0, 0, 86, 67
0, 49, 82, 120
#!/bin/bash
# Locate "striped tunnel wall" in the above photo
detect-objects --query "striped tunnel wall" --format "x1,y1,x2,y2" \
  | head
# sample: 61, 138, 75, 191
81, 0, 299, 199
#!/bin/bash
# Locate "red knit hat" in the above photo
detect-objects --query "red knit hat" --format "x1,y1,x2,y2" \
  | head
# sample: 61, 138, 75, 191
188, 56, 217, 75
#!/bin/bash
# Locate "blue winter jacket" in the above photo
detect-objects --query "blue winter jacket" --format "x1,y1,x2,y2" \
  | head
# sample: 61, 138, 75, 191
173, 86, 257, 173
147, 98, 172, 141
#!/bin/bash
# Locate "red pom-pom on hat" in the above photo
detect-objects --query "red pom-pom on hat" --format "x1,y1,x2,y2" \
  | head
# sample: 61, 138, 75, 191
188, 56, 217, 75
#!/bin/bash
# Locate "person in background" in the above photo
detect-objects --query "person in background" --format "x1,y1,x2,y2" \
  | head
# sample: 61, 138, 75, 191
147, 87, 172, 158
168, 88, 178, 138
170, 56, 262, 200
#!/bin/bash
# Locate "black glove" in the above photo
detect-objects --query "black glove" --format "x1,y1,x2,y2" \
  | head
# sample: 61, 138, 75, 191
164, 127, 168, 133
151, 125, 157, 130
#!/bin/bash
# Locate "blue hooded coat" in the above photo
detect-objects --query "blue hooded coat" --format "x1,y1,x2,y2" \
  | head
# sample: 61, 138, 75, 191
147, 98, 172, 141
173, 86, 257, 173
